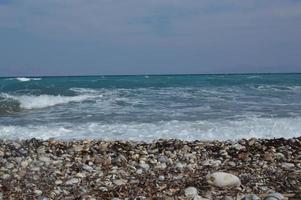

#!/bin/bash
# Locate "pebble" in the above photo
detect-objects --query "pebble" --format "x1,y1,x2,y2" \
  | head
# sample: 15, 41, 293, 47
222, 196, 233, 200
175, 162, 185, 170
21, 160, 29, 168
0, 138, 296, 199
281, 162, 294, 170
55, 180, 63, 185
184, 186, 198, 197
113, 179, 127, 186
82, 165, 93, 172
263, 193, 285, 200
136, 169, 143, 174
139, 163, 150, 171
203, 159, 222, 167
65, 178, 80, 185
158, 175, 165, 181
241, 194, 261, 200
39, 156, 51, 163
207, 172, 241, 188
158, 155, 168, 163
34, 190, 43, 195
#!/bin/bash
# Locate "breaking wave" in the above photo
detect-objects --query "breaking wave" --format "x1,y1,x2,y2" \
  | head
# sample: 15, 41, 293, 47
0, 93, 92, 111
14, 77, 42, 82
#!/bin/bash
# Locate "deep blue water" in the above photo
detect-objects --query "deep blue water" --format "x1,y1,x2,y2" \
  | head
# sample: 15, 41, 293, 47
0, 74, 301, 141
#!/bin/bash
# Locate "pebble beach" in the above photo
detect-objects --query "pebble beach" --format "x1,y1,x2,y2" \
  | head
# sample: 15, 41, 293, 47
1, 137, 301, 200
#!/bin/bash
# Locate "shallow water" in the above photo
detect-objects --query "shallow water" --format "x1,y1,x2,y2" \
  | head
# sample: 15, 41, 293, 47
0, 74, 301, 141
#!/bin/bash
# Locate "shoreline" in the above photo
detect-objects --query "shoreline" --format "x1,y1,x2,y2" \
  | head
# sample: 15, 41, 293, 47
1, 137, 301, 199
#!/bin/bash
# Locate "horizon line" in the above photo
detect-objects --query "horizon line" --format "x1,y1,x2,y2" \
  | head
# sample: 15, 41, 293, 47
1, 71, 301, 78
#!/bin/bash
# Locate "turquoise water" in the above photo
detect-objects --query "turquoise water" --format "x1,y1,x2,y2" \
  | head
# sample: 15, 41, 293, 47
0, 74, 301, 141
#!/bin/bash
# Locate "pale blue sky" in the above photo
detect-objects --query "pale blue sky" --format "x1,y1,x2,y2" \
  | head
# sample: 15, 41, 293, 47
0, 0, 301, 76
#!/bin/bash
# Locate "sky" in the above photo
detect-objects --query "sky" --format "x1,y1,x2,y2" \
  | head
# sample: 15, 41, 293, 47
0, 0, 301, 76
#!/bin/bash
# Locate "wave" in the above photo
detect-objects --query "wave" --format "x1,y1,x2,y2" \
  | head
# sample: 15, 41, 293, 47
14, 77, 42, 82
0, 93, 92, 110
253, 85, 301, 92
1, 117, 301, 141
247, 75, 261, 79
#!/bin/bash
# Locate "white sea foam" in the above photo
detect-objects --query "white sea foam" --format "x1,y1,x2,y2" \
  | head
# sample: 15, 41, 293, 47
1, 93, 92, 109
14, 77, 42, 82
1, 117, 301, 141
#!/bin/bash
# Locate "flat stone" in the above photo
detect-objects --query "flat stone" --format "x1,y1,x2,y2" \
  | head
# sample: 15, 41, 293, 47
99, 187, 108, 192
281, 162, 294, 170
113, 179, 127, 186
65, 178, 80, 185
231, 143, 245, 150
34, 190, 43, 195
207, 172, 241, 188
55, 180, 62, 185
75, 172, 86, 178
203, 159, 221, 167
82, 164, 93, 172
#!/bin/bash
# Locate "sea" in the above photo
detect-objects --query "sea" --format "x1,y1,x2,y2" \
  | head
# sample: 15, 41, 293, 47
0, 74, 301, 141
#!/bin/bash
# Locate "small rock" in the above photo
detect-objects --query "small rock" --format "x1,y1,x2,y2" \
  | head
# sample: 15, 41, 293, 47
155, 163, 167, 170
75, 172, 86, 178
207, 172, 241, 188
99, 187, 108, 192
73, 145, 83, 152
39, 156, 51, 163
82, 164, 93, 172
21, 160, 29, 168
6, 163, 14, 169
175, 162, 185, 170
139, 163, 150, 171
136, 169, 143, 174
248, 138, 257, 146
227, 161, 236, 167
0, 150, 4, 157
275, 153, 285, 160
36, 146, 46, 154
65, 178, 80, 185
158, 155, 168, 163
55, 180, 62, 185
232, 143, 245, 150
281, 162, 294, 170
222, 196, 233, 200
263, 192, 285, 200
241, 194, 261, 200
113, 179, 127, 186
34, 190, 43, 195
1, 174, 10, 180
203, 159, 221, 167
184, 187, 198, 197
158, 175, 165, 181
263, 152, 274, 161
